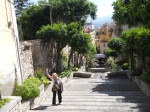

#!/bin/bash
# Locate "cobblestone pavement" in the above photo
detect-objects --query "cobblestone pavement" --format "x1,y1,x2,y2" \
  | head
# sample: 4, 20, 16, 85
28, 72, 150, 112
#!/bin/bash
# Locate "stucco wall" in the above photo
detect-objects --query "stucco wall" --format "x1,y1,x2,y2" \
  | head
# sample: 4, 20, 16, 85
0, 0, 22, 95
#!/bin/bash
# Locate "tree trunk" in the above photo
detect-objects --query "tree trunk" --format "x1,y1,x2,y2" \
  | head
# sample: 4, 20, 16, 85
50, 5, 53, 25
68, 49, 73, 68
141, 45, 145, 70
56, 43, 62, 72
130, 47, 135, 69
0, 92, 1, 100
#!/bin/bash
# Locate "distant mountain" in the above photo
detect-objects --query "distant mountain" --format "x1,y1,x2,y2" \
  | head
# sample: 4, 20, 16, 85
92, 15, 113, 29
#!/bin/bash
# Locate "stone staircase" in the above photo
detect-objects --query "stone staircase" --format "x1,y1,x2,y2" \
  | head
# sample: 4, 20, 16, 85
28, 72, 150, 112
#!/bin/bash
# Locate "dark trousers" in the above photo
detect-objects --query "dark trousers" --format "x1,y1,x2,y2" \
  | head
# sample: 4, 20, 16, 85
52, 89, 62, 105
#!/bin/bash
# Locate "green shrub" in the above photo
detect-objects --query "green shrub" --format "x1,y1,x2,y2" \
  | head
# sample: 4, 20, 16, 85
111, 60, 117, 71
24, 77, 42, 87
122, 63, 129, 70
72, 67, 78, 71
34, 69, 49, 85
59, 69, 72, 78
0, 98, 11, 108
34, 69, 44, 79
40, 76, 50, 85
12, 77, 41, 101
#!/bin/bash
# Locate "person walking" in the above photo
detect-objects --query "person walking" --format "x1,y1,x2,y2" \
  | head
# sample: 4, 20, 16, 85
46, 68, 63, 105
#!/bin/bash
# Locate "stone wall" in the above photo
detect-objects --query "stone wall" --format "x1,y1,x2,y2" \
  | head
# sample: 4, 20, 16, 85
20, 41, 34, 80
27, 39, 57, 72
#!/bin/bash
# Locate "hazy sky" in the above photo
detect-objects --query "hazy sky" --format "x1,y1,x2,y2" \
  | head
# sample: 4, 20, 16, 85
31, 0, 116, 18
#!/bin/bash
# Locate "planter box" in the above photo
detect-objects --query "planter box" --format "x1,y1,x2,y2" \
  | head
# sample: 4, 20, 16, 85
73, 72, 92, 78
22, 84, 45, 111
1, 96, 22, 112
88, 68, 107, 73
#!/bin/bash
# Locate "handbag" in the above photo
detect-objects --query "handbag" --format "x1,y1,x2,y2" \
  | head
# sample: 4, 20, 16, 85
52, 83, 60, 91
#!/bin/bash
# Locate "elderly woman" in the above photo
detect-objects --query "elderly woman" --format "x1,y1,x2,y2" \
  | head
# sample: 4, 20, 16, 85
46, 68, 63, 105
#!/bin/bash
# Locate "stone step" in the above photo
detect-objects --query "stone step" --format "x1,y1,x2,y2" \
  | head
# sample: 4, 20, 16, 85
48, 99, 150, 103
46, 105, 150, 111
60, 102, 150, 107
41, 101, 150, 107
63, 95, 150, 99
63, 93, 145, 96
28, 109, 146, 112
63, 91, 144, 95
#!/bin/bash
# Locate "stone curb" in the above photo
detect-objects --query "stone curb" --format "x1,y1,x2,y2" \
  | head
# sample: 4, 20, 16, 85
127, 73, 150, 97
1, 96, 22, 112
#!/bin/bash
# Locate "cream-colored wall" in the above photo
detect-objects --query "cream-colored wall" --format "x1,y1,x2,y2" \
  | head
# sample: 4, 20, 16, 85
0, 0, 22, 95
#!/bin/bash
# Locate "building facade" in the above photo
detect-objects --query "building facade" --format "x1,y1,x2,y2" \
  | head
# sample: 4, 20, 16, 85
83, 22, 96, 46
0, 0, 22, 95
95, 24, 112, 54
83, 22, 95, 33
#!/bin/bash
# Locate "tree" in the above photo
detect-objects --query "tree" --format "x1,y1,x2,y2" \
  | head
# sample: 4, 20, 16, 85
18, 4, 50, 40
121, 27, 150, 70
19, 0, 97, 40
108, 38, 124, 53
36, 23, 67, 72
112, 0, 150, 28
105, 48, 117, 57
14, 0, 33, 17
67, 33, 92, 68
51, 0, 97, 24
84, 43, 96, 67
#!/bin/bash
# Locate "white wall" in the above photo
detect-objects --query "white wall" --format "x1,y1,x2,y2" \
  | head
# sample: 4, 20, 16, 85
0, 0, 22, 95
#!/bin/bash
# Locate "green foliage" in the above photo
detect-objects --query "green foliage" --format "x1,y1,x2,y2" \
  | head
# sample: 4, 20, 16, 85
122, 63, 129, 70
37, 23, 68, 71
36, 23, 67, 45
34, 69, 49, 85
24, 77, 42, 87
0, 98, 11, 108
105, 57, 114, 67
108, 38, 124, 53
19, 0, 97, 40
121, 27, 150, 69
51, 0, 97, 23
61, 51, 68, 69
140, 70, 150, 84
112, 0, 150, 28
59, 69, 72, 78
111, 60, 118, 71
12, 77, 41, 101
105, 48, 117, 57
72, 67, 79, 71
19, 5, 50, 40
130, 69, 142, 76
40, 76, 50, 85
105, 57, 117, 71
70, 33, 92, 54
